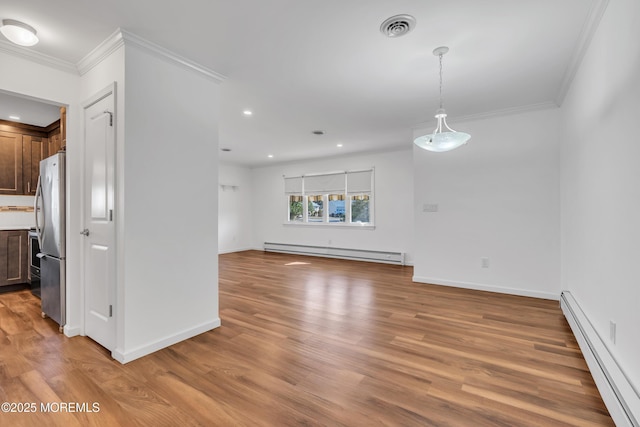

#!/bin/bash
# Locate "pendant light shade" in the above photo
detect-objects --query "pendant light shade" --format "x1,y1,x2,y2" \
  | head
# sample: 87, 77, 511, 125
414, 47, 470, 152
0, 19, 39, 47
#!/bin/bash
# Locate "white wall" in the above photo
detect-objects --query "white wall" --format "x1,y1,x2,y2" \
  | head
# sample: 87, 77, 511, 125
115, 42, 220, 362
561, 0, 640, 391
413, 108, 561, 299
2, 34, 222, 362
0, 50, 82, 331
250, 149, 414, 263
219, 163, 253, 253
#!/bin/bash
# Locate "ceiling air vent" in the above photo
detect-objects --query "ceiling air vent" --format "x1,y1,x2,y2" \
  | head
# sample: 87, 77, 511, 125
380, 14, 416, 38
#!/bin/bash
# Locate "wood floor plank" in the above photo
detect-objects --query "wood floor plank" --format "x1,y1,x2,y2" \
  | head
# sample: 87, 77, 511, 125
0, 250, 614, 426
46, 368, 135, 427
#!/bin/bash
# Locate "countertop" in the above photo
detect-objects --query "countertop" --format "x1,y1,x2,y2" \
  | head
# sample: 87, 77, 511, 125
0, 226, 34, 231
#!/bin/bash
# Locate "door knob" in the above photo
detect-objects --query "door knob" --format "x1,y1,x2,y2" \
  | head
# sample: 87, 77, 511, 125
80, 229, 90, 236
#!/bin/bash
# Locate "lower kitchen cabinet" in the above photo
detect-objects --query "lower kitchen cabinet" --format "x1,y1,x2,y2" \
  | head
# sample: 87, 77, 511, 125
0, 230, 28, 287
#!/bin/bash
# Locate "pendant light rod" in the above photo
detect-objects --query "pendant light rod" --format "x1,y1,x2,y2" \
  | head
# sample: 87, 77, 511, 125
413, 46, 470, 153
433, 46, 449, 110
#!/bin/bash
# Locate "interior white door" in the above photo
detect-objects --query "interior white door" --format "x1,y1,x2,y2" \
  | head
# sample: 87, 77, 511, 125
82, 85, 116, 351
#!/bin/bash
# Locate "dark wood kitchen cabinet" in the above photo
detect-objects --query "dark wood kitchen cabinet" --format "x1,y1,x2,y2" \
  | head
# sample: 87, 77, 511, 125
59, 107, 67, 147
0, 230, 28, 287
0, 115, 64, 195
22, 134, 49, 195
0, 130, 24, 195
48, 130, 62, 156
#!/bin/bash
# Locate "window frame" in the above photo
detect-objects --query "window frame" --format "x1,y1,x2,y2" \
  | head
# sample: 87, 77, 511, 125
284, 168, 375, 228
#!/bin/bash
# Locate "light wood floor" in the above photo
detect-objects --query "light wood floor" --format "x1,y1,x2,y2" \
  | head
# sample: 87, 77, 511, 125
0, 250, 613, 426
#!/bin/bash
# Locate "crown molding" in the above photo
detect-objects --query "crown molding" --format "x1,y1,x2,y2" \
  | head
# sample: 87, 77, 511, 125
0, 40, 78, 74
456, 101, 559, 123
555, 0, 609, 106
120, 30, 226, 82
76, 28, 226, 83
412, 101, 558, 131
76, 28, 125, 76
1, 26, 227, 82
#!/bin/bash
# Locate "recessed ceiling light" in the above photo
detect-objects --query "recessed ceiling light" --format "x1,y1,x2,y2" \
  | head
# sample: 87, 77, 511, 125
337, 143, 343, 148
312, 130, 325, 135
9, 115, 20, 120
268, 154, 274, 158
0, 19, 39, 46
243, 110, 252, 116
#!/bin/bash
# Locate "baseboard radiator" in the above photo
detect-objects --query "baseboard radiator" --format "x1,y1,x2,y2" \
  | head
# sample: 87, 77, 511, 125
263, 242, 405, 265
561, 291, 639, 427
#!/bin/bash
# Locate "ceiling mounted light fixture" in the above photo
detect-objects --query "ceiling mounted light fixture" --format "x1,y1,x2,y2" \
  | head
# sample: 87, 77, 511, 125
414, 46, 470, 153
0, 19, 39, 47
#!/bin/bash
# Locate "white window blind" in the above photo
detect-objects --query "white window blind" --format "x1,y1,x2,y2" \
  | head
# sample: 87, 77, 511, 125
303, 173, 345, 194
346, 170, 372, 194
284, 176, 303, 194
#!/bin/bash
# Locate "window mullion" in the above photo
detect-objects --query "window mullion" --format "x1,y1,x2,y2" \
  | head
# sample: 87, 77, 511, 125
303, 196, 309, 223
323, 195, 328, 222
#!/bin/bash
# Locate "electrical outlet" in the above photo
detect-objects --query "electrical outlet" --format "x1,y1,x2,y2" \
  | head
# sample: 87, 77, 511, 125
610, 320, 616, 344
423, 203, 438, 212
481, 257, 490, 268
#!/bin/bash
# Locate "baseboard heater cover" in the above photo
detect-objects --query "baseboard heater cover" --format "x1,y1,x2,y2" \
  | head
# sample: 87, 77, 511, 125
561, 291, 639, 427
263, 242, 404, 265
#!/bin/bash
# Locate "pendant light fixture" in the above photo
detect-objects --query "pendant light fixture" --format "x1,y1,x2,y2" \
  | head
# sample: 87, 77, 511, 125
0, 19, 39, 46
414, 46, 470, 152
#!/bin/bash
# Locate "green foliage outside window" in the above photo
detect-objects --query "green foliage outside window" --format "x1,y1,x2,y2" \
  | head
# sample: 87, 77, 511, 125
289, 200, 303, 220
351, 198, 369, 222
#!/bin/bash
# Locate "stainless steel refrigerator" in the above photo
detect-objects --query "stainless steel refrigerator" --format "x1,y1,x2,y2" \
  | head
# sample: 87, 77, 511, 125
34, 151, 66, 331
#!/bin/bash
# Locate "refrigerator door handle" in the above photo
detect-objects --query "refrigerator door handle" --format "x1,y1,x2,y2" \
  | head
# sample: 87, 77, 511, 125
34, 175, 45, 250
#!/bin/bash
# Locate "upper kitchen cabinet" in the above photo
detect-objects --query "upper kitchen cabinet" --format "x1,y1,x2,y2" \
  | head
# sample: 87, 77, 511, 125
0, 130, 23, 195
22, 134, 48, 195
48, 126, 62, 156
0, 108, 65, 196
60, 107, 66, 147
47, 107, 66, 155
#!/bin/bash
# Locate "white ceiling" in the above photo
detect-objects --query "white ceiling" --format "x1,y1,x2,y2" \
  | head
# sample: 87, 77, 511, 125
0, 0, 604, 166
0, 90, 61, 127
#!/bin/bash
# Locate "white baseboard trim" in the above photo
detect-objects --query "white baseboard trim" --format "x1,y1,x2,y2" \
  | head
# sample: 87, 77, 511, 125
561, 291, 639, 427
112, 318, 221, 364
63, 324, 82, 337
412, 276, 559, 300
264, 242, 405, 265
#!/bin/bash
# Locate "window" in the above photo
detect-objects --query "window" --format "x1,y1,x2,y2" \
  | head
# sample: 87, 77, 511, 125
328, 194, 345, 222
288, 195, 303, 222
351, 195, 370, 223
307, 195, 324, 222
284, 169, 374, 226
285, 177, 304, 222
